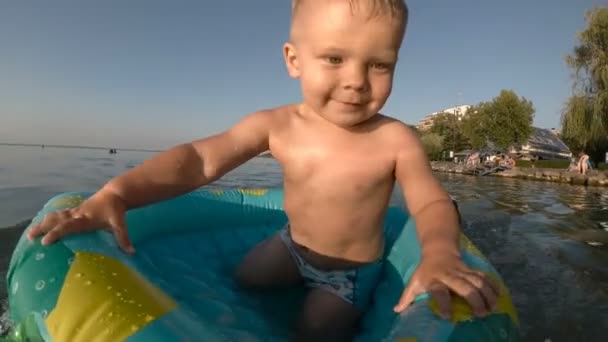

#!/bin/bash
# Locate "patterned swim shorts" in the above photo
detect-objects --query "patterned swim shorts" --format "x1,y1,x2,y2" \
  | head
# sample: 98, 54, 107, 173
279, 224, 384, 311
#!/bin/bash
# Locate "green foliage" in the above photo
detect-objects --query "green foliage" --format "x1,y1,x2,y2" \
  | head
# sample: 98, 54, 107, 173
461, 105, 489, 149
407, 124, 421, 136
461, 90, 535, 149
420, 132, 443, 160
429, 113, 471, 152
561, 8, 608, 163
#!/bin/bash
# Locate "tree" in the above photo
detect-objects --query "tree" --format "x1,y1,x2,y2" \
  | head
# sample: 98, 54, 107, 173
462, 90, 535, 150
561, 7, 608, 163
407, 124, 421, 136
420, 132, 443, 160
461, 105, 488, 149
429, 112, 471, 152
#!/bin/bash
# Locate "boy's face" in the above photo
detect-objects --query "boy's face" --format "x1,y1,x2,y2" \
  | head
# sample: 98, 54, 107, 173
284, 1, 405, 128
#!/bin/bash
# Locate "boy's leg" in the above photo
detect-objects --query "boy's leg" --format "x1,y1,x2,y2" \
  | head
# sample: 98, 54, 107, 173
294, 288, 362, 342
234, 231, 302, 288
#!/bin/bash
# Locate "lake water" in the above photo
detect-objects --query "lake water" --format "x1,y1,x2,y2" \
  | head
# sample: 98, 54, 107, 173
1, 145, 607, 341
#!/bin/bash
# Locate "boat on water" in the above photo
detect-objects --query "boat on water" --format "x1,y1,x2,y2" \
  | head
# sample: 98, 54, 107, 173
4, 189, 519, 341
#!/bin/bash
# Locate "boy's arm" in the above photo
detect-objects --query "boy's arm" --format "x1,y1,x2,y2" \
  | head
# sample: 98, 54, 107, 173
395, 143, 460, 258
103, 110, 273, 209
391, 124, 498, 318
27, 110, 274, 252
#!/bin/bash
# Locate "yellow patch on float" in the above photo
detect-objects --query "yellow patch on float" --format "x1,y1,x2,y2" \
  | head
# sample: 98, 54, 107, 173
46, 251, 176, 342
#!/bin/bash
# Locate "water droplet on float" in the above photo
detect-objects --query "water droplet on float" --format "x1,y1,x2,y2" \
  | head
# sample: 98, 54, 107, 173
217, 312, 235, 325
500, 328, 508, 339
131, 325, 139, 332
107, 286, 112, 290
75, 273, 82, 278
111, 272, 117, 276
108, 312, 114, 317
85, 280, 92, 285
35, 280, 46, 291
116, 292, 122, 297
144, 314, 154, 322
35, 252, 45, 261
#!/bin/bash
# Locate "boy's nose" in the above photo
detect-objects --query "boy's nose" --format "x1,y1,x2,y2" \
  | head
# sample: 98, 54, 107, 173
342, 65, 369, 92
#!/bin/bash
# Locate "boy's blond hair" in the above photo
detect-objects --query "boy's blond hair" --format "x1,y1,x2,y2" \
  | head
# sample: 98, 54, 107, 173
291, 0, 408, 23
290, 0, 409, 40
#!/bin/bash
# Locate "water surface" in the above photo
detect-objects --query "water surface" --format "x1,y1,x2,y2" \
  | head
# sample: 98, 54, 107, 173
1, 145, 606, 341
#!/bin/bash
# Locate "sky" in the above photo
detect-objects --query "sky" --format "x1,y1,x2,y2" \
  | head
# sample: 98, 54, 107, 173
0, 0, 599, 150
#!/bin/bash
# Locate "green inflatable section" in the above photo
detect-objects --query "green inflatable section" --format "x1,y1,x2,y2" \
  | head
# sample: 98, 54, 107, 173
4, 189, 520, 341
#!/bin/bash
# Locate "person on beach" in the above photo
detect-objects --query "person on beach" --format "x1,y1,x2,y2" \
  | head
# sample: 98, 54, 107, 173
27, 1, 499, 340
578, 151, 591, 175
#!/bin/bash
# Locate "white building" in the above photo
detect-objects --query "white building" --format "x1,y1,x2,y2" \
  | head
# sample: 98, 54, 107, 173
416, 105, 472, 131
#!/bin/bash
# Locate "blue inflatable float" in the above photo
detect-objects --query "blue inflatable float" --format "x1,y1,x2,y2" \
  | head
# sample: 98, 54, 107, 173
5, 189, 519, 341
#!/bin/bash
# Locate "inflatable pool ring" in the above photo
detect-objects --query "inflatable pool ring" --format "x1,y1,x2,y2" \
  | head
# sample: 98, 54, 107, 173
4, 189, 520, 341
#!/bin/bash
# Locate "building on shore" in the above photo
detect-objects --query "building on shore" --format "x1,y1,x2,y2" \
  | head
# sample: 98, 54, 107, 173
416, 104, 572, 161
454, 127, 572, 162
416, 105, 472, 131
508, 127, 572, 160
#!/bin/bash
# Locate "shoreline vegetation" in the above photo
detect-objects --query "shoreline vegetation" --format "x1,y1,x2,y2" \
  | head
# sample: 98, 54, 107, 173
431, 161, 608, 187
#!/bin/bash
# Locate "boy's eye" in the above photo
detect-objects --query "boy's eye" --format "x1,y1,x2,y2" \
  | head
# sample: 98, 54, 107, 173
371, 62, 392, 71
325, 56, 343, 64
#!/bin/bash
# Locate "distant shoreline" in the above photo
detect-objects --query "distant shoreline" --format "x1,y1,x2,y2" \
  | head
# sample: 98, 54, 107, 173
431, 161, 608, 187
0, 142, 162, 153
0, 144, 276, 158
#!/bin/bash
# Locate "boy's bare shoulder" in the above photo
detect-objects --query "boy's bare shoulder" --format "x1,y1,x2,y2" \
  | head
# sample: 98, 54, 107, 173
369, 114, 427, 163
374, 114, 421, 144
247, 104, 298, 127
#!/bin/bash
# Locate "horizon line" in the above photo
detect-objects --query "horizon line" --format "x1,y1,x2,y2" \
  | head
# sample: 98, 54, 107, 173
0, 142, 162, 153
0, 142, 274, 157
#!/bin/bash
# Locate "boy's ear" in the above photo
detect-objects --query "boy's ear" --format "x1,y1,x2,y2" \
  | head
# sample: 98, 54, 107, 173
283, 42, 300, 78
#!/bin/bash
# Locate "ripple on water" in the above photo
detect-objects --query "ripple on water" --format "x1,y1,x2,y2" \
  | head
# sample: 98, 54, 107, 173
544, 203, 576, 215
437, 173, 608, 341
0, 299, 9, 337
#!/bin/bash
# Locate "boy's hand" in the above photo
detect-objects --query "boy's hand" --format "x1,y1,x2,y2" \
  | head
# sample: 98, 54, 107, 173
393, 252, 500, 319
27, 189, 135, 254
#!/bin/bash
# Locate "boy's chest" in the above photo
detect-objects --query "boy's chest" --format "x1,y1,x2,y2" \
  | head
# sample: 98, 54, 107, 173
271, 132, 395, 187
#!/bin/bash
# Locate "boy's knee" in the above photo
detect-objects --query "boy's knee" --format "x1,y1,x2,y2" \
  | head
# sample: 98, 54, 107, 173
295, 320, 341, 342
295, 308, 357, 342
233, 262, 256, 288
295, 314, 357, 342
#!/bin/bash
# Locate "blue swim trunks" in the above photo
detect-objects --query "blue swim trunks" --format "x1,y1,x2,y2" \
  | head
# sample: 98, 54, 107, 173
279, 225, 384, 311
